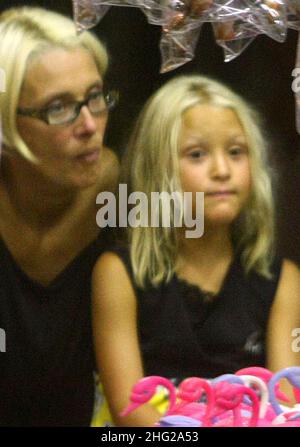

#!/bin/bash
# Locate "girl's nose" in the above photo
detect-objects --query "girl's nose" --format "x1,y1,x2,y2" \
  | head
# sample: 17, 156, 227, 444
210, 153, 231, 179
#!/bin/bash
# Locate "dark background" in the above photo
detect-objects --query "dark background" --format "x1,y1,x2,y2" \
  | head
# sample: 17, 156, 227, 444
1, 0, 300, 263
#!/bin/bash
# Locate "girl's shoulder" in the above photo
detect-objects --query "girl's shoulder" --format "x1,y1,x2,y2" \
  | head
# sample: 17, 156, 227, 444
92, 244, 138, 317
245, 256, 298, 312
274, 257, 300, 297
93, 242, 133, 283
246, 255, 283, 285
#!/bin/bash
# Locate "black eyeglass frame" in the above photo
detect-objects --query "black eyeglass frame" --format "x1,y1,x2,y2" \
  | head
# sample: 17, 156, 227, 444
17, 90, 119, 126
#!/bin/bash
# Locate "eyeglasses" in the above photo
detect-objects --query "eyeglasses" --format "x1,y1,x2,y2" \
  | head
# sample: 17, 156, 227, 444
17, 90, 119, 126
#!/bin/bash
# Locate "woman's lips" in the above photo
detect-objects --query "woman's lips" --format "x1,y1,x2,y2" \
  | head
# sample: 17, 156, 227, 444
75, 149, 99, 163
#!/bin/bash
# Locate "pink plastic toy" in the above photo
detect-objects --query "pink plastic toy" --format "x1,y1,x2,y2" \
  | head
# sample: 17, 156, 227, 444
120, 367, 300, 426
121, 375, 210, 422
177, 377, 215, 426
212, 383, 260, 427
120, 376, 177, 418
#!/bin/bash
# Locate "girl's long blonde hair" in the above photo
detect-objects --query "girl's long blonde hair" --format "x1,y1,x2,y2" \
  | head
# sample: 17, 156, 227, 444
0, 6, 108, 162
122, 75, 275, 288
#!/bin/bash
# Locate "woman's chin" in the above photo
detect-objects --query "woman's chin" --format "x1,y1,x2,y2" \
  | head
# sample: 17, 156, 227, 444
47, 173, 99, 192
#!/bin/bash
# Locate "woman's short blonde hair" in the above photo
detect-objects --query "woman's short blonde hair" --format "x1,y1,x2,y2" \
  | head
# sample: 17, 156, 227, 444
0, 6, 108, 160
122, 75, 275, 288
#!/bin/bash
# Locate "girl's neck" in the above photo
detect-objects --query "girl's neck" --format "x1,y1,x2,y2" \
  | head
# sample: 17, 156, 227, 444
176, 224, 234, 295
178, 224, 233, 266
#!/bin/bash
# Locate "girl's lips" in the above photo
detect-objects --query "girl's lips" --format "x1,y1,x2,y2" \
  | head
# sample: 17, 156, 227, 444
206, 191, 235, 198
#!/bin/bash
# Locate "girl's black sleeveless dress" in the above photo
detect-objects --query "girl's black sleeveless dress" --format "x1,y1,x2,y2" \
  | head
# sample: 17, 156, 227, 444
109, 246, 282, 382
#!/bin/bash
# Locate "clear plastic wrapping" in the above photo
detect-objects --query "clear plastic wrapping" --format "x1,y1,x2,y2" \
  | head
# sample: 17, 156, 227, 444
72, 0, 300, 133
73, 1, 299, 68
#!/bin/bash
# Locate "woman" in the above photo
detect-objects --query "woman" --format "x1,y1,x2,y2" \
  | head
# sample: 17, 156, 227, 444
0, 7, 119, 426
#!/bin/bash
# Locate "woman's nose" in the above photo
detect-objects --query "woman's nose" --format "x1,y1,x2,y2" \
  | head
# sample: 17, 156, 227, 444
74, 105, 98, 135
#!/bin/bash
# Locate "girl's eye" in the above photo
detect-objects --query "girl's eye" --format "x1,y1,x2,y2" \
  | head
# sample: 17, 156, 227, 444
188, 149, 206, 159
229, 146, 247, 156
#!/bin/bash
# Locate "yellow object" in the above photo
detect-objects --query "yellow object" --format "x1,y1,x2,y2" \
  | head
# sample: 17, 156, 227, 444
91, 379, 170, 427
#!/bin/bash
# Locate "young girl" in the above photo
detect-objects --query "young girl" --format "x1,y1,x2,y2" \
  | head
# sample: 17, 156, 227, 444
92, 75, 300, 426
